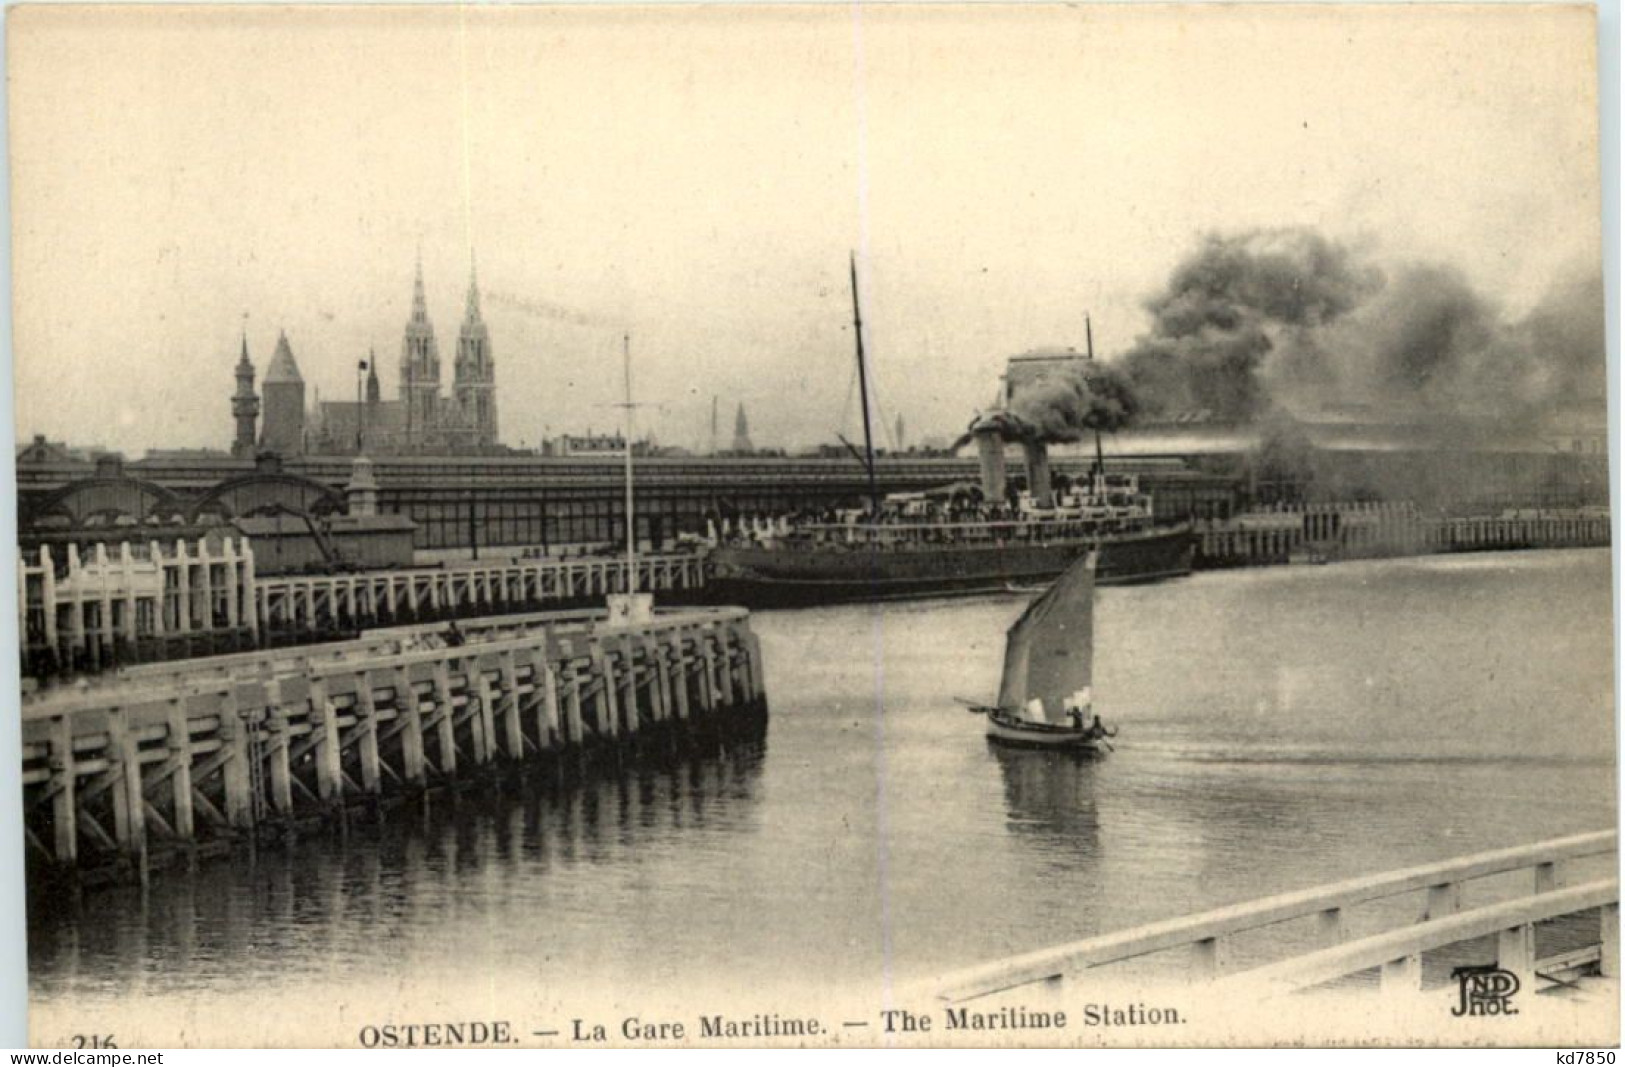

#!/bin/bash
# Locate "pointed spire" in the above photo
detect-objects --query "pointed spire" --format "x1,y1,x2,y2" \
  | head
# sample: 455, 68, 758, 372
231, 323, 260, 457
264, 330, 303, 384
411, 249, 430, 324
464, 250, 482, 324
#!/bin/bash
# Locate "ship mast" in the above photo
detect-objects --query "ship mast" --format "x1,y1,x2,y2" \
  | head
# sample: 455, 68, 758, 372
1086, 315, 1105, 488
850, 253, 881, 515
622, 332, 637, 594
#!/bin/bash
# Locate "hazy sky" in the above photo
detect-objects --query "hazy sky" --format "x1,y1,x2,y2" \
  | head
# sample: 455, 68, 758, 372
9, 4, 1602, 454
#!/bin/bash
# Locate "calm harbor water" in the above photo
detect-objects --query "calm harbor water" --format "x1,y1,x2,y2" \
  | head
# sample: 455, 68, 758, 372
27, 549, 1617, 1039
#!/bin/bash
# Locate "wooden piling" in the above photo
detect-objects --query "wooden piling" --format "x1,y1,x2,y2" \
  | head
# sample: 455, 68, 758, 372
22, 606, 767, 882
353, 673, 382, 796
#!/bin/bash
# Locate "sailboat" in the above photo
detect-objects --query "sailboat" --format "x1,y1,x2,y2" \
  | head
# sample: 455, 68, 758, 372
967, 549, 1115, 752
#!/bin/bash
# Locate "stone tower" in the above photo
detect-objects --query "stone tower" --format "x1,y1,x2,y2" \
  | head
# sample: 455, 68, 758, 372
453, 257, 498, 450
231, 333, 260, 458
259, 330, 306, 455
732, 403, 754, 454
365, 349, 381, 404
399, 253, 441, 451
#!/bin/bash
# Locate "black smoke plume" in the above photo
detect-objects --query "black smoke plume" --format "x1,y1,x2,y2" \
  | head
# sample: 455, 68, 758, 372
1119, 229, 1380, 421
1007, 362, 1140, 443
1333, 263, 1608, 426
1115, 227, 1605, 428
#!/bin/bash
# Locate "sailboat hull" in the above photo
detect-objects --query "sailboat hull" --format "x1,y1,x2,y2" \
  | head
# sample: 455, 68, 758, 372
983, 712, 1109, 753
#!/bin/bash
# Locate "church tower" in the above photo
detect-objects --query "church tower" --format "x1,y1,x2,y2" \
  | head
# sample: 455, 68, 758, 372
453, 256, 498, 450
399, 253, 441, 452
231, 333, 260, 457
260, 330, 305, 455
732, 403, 754, 454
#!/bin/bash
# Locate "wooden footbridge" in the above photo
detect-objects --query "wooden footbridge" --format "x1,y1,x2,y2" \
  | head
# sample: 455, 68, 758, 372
21, 604, 767, 883
930, 831, 1618, 1002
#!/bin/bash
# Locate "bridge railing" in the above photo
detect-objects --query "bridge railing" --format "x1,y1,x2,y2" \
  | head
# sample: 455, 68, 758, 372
1218, 878, 1617, 998
929, 830, 1617, 1003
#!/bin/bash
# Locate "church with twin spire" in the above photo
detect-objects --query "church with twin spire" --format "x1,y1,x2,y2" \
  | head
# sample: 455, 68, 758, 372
231, 254, 502, 457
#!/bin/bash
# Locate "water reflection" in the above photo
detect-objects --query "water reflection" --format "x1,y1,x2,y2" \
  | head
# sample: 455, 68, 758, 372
989, 744, 1102, 861
28, 728, 770, 997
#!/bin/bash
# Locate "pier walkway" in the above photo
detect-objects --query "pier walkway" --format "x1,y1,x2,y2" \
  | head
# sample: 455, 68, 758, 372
1197, 504, 1610, 568
21, 604, 766, 883
255, 552, 708, 634
930, 831, 1617, 1003
19, 543, 709, 678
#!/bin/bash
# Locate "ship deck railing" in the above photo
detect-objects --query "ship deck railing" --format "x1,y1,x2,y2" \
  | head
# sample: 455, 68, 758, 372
926, 830, 1618, 1003
736, 516, 1162, 548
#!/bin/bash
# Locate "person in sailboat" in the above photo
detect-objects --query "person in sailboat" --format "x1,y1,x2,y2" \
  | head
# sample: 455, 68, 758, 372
1064, 692, 1087, 732
1059, 686, 1114, 741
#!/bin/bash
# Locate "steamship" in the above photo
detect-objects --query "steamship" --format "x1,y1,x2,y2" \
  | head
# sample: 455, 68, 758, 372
706, 255, 1193, 608
706, 462, 1195, 608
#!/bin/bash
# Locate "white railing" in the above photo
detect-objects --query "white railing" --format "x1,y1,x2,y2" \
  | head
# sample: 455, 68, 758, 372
1221, 879, 1617, 997
929, 830, 1617, 1003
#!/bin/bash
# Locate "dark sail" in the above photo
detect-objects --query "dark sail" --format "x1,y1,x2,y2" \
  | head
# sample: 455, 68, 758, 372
997, 550, 1097, 723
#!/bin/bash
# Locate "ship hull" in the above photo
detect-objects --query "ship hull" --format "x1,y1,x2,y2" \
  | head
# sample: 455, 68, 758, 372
706, 525, 1193, 608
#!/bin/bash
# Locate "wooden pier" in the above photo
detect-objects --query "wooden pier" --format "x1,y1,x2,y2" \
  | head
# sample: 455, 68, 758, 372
255, 552, 709, 636
929, 830, 1617, 1002
1197, 503, 1610, 568
21, 605, 766, 883
19, 542, 710, 678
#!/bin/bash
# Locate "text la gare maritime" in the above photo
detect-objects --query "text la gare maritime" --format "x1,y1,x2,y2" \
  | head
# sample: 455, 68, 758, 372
577, 1004, 1183, 1041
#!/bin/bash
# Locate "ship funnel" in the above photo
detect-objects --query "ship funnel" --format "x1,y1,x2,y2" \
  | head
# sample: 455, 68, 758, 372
1023, 440, 1054, 508
973, 425, 1007, 502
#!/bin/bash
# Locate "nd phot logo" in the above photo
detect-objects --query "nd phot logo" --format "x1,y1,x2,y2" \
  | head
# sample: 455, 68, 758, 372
1449, 964, 1520, 1017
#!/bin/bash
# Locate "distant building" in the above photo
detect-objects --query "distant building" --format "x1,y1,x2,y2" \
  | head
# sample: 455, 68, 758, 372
260, 331, 307, 455
1539, 409, 1609, 456
551, 431, 625, 457
451, 262, 498, 450
231, 336, 261, 457
15, 436, 114, 465
144, 448, 230, 461
731, 403, 754, 454
1000, 346, 1088, 407
233, 254, 504, 457
547, 432, 660, 458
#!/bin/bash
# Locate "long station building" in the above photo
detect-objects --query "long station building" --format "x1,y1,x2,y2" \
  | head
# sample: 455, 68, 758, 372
18, 316, 1608, 559
17, 423, 1606, 559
